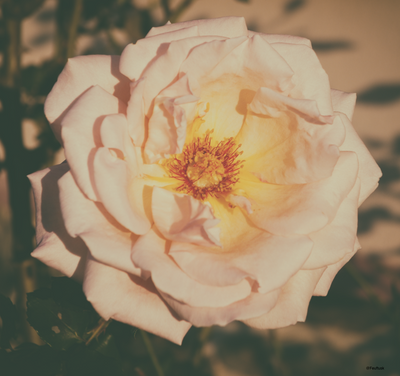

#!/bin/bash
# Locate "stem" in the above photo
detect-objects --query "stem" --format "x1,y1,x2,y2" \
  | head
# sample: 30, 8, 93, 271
140, 330, 164, 376
66, 0, 83, 59
85, 319, 111, 346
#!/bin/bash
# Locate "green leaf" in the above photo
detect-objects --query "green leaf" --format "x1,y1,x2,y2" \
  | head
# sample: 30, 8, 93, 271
26, 278, 100, 351
0, 294, 17, 349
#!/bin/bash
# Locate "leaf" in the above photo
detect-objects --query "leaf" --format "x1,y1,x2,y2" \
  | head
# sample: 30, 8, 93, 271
0, 294, 17, 349
27, 278, 100, 351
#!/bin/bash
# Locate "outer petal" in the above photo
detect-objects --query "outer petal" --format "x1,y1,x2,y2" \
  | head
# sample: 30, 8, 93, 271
29, 164, 86, 281
337, 112, 382, 205
82, 255, 191, 345
120, 26, 199, 81
313, 240, 360, 296
303, 178, 361, 269
152, 188, 221, 247
45, 55, 130, 144
271, 42, 333, 116
240, 151, 358, 235
330, 89, 356, 120
169, 232, 313, 293
61, 85, 127, 201
237, 92, 343, 185
127, 78, 146, 147
243, 268, 325, 329
146, 17, 248, 38
248, 31, 312, 48
131, 229, 252, 308
93, 147, 151, 234
58, 168, 142, 276
161, 288, 280, 327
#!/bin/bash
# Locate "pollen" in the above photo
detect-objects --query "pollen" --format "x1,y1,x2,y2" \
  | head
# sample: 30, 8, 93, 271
165, 131, 244, 200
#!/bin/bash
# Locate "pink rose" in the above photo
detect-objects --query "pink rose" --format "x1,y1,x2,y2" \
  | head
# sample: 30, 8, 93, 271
29, 17, 381, 344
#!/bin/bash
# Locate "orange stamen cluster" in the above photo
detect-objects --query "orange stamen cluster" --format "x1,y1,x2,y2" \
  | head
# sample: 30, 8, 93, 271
165, 131, 244, 200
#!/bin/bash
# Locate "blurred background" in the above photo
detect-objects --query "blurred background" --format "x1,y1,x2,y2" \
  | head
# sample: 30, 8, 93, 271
0, 0, 399, 375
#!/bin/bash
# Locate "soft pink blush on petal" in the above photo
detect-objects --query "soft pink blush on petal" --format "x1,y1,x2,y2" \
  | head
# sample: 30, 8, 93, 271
131, 229, 252, 308
45, 55, 130, 144
248, 32, 312, 47
58, 169, 142, 277
137, 35, 226, 116
337, 112, 382, 205
313, 240, 360, 296
303, 178, 361, 269
119, 26, 199, 81
152, 187, 221, 247
169, 232, 313, 292
29, 163, 87, 281
330, 89, 357, 120
82, 255, 191, 345
161, 288, 280, 327
93, 147, 151, 234
243, 268, 325, 329
61, 85, 127, 201
146, 17, 248, 39
271, 42, 333, 116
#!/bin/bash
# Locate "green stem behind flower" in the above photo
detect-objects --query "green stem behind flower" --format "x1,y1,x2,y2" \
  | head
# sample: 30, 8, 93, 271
140, 330, 165, 376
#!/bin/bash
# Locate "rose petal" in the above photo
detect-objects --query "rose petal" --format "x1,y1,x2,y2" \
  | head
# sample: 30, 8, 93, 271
58, 168, 142, 276
170, 232, 313, 294
152, 187, 221, 247
29, 164, 87, 281
82, 255, 191, 345
248, 32, 312, 48
93, 147, 151, 234
61, 85, 127, 201
45, 55, 130, 144
243, 268, 325, 329
313, 240, 360, 296
271, 43, 333, 116
127, 78, 146, 147
338, 112, 382, 205
237, 91, 343, 185
146, 17, 248, 39
131, 229, 252, 308
239, 151, 359, 235
331, 89, 356, 120
145, 74, 199, 163
161, 288, 280, 327
120, 26, 199, 81
138, 35, 226, 115
303, 178, 361, 269
248, 87, 334, 124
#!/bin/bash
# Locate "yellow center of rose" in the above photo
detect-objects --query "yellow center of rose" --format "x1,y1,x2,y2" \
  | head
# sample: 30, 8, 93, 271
165, 131, 244, 200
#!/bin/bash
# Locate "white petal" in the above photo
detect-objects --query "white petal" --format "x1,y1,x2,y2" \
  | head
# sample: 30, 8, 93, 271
152, 187, 221, 247
83, 255, 191, 345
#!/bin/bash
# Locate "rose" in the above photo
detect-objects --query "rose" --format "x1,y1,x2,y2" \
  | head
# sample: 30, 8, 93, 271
29, 17, 381, 344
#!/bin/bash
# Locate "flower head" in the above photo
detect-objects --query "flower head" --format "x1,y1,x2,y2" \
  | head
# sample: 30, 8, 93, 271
29, 17, 381, 344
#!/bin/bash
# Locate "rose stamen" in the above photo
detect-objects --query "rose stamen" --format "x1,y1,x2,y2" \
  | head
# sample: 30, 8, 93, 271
164, 131, 244, 200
